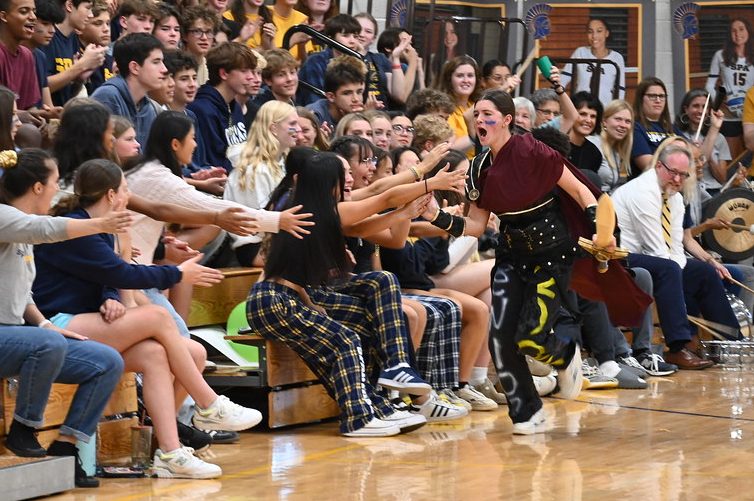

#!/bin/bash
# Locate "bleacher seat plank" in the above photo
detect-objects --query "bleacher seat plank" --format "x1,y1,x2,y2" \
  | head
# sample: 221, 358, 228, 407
268, 385, 341, 429
188, 267, 263, 327
97, 416, 139, 464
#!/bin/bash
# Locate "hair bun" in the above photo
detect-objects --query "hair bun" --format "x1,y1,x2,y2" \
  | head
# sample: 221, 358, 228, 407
0, 150, 17, 169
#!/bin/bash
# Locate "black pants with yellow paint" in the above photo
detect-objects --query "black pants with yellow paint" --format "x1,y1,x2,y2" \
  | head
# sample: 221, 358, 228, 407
489, 260, 575, 424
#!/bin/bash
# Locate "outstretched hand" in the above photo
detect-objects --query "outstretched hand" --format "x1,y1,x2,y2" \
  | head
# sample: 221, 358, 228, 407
279, 204, 315, 239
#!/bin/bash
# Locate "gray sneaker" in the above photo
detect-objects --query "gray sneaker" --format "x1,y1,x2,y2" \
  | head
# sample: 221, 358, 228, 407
600, 360, 647, 389
474, 378, 507, 405
618, 355, 649, 378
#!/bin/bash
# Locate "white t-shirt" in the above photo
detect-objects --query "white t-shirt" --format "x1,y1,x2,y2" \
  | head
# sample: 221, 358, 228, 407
706, 50, 754, 120
560, 47, 626, 105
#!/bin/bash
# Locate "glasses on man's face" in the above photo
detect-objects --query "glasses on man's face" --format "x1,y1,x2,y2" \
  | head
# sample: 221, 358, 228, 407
660, 161, 690, 180
392, 124, 415, 134
188, 29, 215, 40
644, 93, 667, 101
536, 108, 561, 118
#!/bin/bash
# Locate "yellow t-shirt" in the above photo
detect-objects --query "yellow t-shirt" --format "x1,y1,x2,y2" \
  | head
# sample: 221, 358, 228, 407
743, 86, 754, 125
268, 6, 314, 60
449, 102, 475, 158
222, 10, 263, 48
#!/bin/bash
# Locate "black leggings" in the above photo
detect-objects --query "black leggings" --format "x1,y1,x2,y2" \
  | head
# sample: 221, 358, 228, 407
489, 260, 574, 423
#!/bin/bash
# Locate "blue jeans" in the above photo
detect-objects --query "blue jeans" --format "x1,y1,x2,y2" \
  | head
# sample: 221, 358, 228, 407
0, 327, 124, 442
0, 326, 67, 429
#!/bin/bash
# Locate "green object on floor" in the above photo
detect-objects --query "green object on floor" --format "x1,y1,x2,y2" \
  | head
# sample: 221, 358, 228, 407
226, 301, 258, 364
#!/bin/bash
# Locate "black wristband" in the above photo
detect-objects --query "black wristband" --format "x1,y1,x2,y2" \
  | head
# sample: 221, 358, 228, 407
585, 204, 597, 235
553, 84, 565, 95
429, 210, 465, 238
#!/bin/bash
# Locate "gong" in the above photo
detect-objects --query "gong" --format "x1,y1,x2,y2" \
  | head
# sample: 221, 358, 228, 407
702, 188, 754, 261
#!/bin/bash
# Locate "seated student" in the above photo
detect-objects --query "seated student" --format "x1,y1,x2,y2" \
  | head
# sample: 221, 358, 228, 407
112, 115, 140, 165
114, 0, 157, 41
333, 112, 373, 142
268, 0, 312, 61
42, 0, 107, 106
152, 2, 182, 50
246, 48, 298, 123
222, 0, 276, 50
32, 160, 264, 479
0, 148, 128, 487
411, 114, 454, 155
480, 59, 520, 93
296, 105, 330, 150
181, 5, 220, 86
188, 41, 256, 172
364, 110, 392, 151
91, 33, 166, 148
405, 88, 455, 122
630, 77, 675, 174
374, 24, 424, 107
81, 0, 115, 95
306, 55, 366, 130
25, 0, 65, 111
568, 91, 604, 174
247, 150, 436, 437
389, 112, 414, 149
0, 0, 47, 111
225, 101, 300, 265
297, 14, 362, 105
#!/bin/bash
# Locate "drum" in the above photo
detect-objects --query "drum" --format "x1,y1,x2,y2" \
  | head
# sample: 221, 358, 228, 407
702, 188, 754, 261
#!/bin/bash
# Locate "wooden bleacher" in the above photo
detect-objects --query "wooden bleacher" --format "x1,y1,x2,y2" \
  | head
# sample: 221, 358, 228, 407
188, 267, 339, 428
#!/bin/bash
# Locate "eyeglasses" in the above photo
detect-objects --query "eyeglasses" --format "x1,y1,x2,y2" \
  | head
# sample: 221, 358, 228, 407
359, 157, 378, 165
187, 29, 215, 39
645, 93, 667, 101
392, 124, 415, 134
536, 108, 561, 118
660, 161, 691, 180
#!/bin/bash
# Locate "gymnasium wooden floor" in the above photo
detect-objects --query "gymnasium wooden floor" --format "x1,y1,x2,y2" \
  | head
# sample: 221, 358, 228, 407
48, 368, 754, 501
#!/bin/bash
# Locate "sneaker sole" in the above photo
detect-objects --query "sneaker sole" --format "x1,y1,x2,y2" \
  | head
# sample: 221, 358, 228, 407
643, 368, 678, 376
151, 466, 222, 479
193, 412, 263, 432
554, 346, 583, 400
583, 378, 619, 390
468, 402, 499, 411
342, 425, 401, 437
377, 378, 432, 395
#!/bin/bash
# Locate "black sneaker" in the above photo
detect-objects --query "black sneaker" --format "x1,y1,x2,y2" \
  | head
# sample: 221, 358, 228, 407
205, 430, 240, 444
4, 420, 45, 457
176, 421, 212, 452
46, 440, 100, 488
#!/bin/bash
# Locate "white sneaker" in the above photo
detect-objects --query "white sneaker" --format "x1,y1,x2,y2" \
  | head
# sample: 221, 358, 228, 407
193, 395, 263, 432
438, 388, 472, 411
382, 410, 427, 433
151, 446, 222, 479
512, 408, 547, 435
473, 378, 507, 404
533, 375, 558, 396
554, 345, 583, 400
526, 356, 554, 377
454, 384, 498, 411
342, 417, 400, 437
412, 392, 468, 422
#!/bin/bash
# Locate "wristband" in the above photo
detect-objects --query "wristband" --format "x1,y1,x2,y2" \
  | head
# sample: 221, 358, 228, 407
392, 63, 401, 69
553, 84, 565, 95
39, 319, 52, 328
424, 179, 429, 194
429, 210, 465, 237
584, 204, 597, 235
409, 166, 421, 182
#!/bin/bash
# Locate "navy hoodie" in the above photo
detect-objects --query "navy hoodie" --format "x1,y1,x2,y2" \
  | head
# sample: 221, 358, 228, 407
32, 209, 182, 318
92, 75, 158, 149
187, 84, 247, 173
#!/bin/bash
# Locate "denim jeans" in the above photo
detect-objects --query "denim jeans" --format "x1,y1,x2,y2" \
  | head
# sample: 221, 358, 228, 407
0, 326, 124, 442
0, 326, 67, 429
55, 338, 124, 442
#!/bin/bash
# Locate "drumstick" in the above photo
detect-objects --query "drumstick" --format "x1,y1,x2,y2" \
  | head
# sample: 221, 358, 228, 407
727, 276, 754, 296
516, 44, 539, 78
719, 162, 744, 193
694, 93, 711, 143
725, 223, 754, 234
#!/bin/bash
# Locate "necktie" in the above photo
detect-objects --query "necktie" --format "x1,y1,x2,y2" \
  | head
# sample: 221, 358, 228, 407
662, 195, 672, 250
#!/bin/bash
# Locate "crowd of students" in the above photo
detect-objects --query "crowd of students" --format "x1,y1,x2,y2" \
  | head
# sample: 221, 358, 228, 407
1, 0, 754, 488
